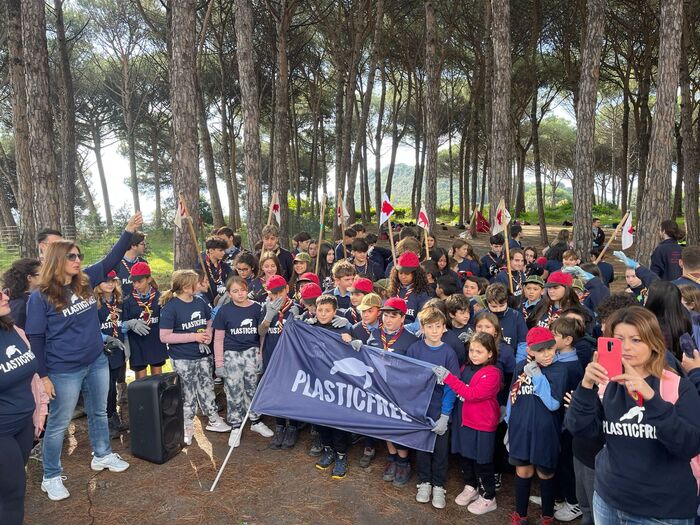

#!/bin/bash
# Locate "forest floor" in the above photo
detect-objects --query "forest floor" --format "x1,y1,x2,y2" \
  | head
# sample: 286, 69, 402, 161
23, 223, 611, 525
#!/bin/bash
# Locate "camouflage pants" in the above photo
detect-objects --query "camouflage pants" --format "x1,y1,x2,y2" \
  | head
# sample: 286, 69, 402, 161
223, 348, 260, 427
172, 357, 217, 427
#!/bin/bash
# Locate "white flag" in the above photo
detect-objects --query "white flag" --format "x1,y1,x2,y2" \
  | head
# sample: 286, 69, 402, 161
174, 198, 186, 230
417, 207, 430, 231
380, 193, 395, 225
337, 199, 350, 226
491, 199, 511, 235
621, 212, 634, 250
269, 192, 281, 225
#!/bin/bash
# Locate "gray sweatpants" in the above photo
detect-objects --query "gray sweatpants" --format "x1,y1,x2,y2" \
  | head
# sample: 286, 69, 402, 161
223, 348, 260, 427
172, 357, 217, 427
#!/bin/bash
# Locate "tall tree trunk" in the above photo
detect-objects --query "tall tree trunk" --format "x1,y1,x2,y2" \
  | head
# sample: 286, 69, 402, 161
171, 0, 200, 268
620, 63, 630, 211
77, 169, 99, 219
21, 0, 60, 229
54, 0, 77, 233
230, 131, 242, 230
150, 122, 162, 229
220, 102, 235, 228
489, 0, 512, 216
197, 83, 225, 228
234, 0, 263, 247
6, 0, 36, 256
635, 58, 653, 213
672, 125, 683, 220
92, 124, 113, 227
374, 65, 386, 223
531, 89, 548, 244
572, 0, 606, 255
636, 0, 682, 265
680, 5, 699, 244
424, 0, 439, 226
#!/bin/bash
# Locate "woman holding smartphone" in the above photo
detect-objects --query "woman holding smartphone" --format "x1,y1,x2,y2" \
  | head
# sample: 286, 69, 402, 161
565, 306, 700, 525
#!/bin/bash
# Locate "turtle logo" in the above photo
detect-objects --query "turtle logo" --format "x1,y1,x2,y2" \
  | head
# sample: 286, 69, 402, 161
5, 345, 21, 359
191, 311, 202, 321
330, 357, 374, 389
619, 405, 645, 424
240, 318, 253, 328
70, 293, 80, 303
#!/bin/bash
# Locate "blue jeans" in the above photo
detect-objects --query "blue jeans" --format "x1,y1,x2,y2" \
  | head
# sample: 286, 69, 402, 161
43, 352, 111, 479
593, 492, 694, 525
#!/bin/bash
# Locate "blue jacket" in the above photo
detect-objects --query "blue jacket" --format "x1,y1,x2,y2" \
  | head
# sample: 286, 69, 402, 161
582, 277, 609, 313
650, 238, 682, 281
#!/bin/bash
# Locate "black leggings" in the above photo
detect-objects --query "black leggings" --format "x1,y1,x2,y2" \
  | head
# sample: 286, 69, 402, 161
461, 456, 496, 499
107, 366, 120, 418
318, 426, 349, 454
0, 417, 34, 525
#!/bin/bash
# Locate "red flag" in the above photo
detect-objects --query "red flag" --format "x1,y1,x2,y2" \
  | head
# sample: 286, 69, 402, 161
476, 211, 490, 233
417, 206, 429, 230
380, 193, 395, 225
269, 192, 281, 225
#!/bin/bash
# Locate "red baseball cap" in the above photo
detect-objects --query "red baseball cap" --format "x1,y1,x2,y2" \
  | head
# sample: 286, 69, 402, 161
526, 326, 556, 351
106, 270, 118, 279
545, 271, 573, 288
266, 275, 287, 292
536, 256, 548, 266
130, 262, 151, 279
380, 297, 408, 315
300, 283, 323, 301
298, 272, 320, 286
348, 277, 374, 294
396, 252, 420, 271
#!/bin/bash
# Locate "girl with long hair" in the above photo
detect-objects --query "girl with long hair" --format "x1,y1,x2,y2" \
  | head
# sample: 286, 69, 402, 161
25, 213, 141, 500
1, 258, 41, 329
387, 252, 431, 324
248, 251, 282, 302
644, 280, 692, 362
316, 242, 336, 290
159, 270, 230, 446
527, 272, 582, 330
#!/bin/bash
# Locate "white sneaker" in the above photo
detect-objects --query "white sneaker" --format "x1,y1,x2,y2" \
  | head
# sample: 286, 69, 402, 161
431, 486, 447, 509
467, 495, 497, 515
41, 476, 70, 501
554, 502, 583, 522
228, 427, 242, 448
250, 421, 274, 437
206, 414, 232, 433
184, 425, 194, 446
91, 452, 130, 473
416, 482, 432, 503
529, 496, 565, 511
455, 484, 479, 506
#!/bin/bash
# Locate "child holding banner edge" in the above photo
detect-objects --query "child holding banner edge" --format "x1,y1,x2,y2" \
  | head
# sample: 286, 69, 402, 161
405, 307, 460, 509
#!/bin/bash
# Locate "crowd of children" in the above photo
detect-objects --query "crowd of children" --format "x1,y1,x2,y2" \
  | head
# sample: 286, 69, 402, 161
3, 216, 700, 525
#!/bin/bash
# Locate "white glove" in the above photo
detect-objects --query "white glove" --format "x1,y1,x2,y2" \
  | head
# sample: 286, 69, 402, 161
523, 360, 542, 378
125, 319, 150, 336
104, 336, 126, 353
349, 339, 362, 352
457, 332, 470, 343
198, 344, 211, 355
331, 316, 350, 329
304, 316, 318, 325
432, 366, 450, 384
431, 414, 450, 435
264, 297, 284, 322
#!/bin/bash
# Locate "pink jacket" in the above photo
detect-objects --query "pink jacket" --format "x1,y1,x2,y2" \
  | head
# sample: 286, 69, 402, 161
15, 327, 49, 437
443, 365, 501, 432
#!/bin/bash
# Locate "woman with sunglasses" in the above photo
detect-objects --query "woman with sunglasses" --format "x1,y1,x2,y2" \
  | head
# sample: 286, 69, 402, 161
24, 212, 143, 502
1, 258, 42, 330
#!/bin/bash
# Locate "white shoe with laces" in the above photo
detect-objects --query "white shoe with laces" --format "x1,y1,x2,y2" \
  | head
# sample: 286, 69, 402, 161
91, 452, 130, 472
529, 496, 566, 511
41, 476, 70, 501
250, 421, 274, 437
554, 502, 583, 522
228, 427, 242, 448
184, 425, 194, 446
206, 414, 232, 433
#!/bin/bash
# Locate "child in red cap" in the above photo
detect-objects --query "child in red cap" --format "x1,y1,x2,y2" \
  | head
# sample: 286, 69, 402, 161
387, 252, 431, 324
505, 326, 568, 524
526, 271, 582, 330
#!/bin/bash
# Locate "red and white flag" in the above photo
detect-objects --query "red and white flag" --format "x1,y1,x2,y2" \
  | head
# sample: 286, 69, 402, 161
337, 198, 350, 226
174, 197, 187, 230
621, 212, 634, 250
380, 193, 395, 225
417, 206, 430, 231
269, 192, 281, 225
492, 199, 511, 235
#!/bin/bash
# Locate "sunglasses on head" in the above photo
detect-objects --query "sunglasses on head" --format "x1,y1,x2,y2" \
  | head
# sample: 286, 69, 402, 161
65, 253, 84, 262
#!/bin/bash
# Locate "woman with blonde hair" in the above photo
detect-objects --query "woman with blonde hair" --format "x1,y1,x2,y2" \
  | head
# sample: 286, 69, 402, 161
566, 306, 700, 524
159, 270, 231, 446
25, 213, 142, 501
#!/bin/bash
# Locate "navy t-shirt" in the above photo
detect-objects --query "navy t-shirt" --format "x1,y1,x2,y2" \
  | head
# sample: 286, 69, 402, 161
97, 299, 125, 369
213, 301, 263, 351
406, 340, 460, 420
261, 303, 298, 369
0, 328, 37, 435
122, 289, 168, 367
160, 296, 211, 360
396, 286, 429, 324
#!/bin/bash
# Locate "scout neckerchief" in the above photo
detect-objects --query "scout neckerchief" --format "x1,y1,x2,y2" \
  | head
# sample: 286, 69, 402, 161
509, 371, 527, 405
349, 307, 359, 324
399, 284, 414, 301
545, 303, 560, 327
380, 326, 404, 351
205, 255, 223, 287
578, 290, 590, 303
353, 260, 368, 275
361, 320, 381, 336
121, 258, 133, 275
105, 295, 120, 337
132, 287, 156, 324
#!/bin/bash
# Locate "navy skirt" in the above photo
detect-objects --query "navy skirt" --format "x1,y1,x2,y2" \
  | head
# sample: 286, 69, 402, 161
451, 400, 496, 464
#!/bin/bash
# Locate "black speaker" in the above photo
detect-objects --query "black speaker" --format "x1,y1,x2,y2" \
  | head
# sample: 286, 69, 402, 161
128, 372, 183, 464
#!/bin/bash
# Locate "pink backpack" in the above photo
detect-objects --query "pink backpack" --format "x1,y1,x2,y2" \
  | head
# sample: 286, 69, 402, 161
659, 370, 700, 493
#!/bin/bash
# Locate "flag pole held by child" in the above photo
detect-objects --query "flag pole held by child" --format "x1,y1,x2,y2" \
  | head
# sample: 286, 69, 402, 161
595, 210, 631, 263
493, 198, 513, 293
380, 193, 397, 267
417, 206, 430, 259
315, 195, 326, 274
176, 192, 206, 272
337, 191, 349, 259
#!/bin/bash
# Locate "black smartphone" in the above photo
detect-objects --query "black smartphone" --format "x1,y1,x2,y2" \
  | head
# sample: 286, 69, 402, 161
679, 333, 697, 358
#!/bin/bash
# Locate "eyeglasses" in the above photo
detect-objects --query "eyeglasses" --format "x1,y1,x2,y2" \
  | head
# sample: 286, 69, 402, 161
65, 253, 85, 262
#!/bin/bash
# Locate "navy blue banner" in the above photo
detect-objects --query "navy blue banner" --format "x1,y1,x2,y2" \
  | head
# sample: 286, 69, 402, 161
251, 321, 438, 452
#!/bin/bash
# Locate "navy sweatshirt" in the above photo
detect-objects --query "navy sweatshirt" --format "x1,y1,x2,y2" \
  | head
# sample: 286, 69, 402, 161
480, 252, 503, 279
9, 295, 28, 330
672, 275, 700, 291
26, 229, 134, 376
565, 378, 700, 519
650, 238, 683, 281
0, 328, 37, 435
366, 327, 418, 355
97, 299, 125, 370
582, 277, 609, 313
406, 340, 459, 420
597, 260, 614, 286
493, 307, 528, 359
395, 285, 429, 324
